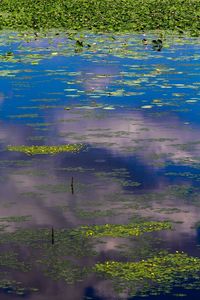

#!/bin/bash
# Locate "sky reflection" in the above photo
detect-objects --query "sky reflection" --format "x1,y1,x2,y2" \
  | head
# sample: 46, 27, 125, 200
0, 31, 200, 299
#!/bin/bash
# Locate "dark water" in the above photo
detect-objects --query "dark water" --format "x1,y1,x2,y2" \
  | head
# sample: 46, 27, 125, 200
1, 30, 200, 299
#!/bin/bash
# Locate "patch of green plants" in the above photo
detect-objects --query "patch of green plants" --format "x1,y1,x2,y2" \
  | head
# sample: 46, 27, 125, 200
7, 144, 84, 155
0, 228, 95, 284
0, 0, 200, 34
75, 209, 115, 218
0, 252, 30, 272
95, 251, 200, 297
74, 221, 172, 237
0, 228, 96, 257
40, 254, 90, 284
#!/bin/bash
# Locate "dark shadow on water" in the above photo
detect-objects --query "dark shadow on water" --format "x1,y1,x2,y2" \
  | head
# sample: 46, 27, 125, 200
83, 286, 105, 300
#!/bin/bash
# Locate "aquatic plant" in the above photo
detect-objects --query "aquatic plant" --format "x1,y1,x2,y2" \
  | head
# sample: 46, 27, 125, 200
75, 209, 115, 218
0, 278, 38, 296
7, 144, 84, 155
0, 215, 31, 223
74, 221, 172, 237
0, 0, 200, 34
95, 252, 200, 296
0, 228, 95, 283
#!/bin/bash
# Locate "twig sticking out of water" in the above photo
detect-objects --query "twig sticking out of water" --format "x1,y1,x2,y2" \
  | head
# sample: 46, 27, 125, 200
51, 227, 54, 245
71, 176, 74, 195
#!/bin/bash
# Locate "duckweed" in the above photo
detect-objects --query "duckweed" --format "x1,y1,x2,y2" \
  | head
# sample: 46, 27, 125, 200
7, 144, 84, 155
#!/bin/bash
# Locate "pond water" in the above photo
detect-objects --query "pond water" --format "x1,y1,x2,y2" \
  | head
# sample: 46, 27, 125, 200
1, 30, 200, 300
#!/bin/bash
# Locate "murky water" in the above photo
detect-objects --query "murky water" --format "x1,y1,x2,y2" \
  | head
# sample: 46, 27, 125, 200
1, 30, 200, 299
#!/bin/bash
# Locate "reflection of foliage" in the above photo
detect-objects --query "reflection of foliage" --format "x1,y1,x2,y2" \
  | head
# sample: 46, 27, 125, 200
73, 221, 172, 238
7, 144, 84, 155
95, 252, 200, 297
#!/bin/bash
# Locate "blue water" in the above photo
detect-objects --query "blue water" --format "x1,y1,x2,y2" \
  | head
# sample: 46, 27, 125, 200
1, 30, 200, 299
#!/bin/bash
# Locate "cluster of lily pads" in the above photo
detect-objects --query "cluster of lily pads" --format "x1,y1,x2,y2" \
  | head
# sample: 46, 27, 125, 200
0, 219, 199, 297
6, 144, 84, 155
74, 221, 172, 237
0, 0, 200, 35
95, 251, 200, 297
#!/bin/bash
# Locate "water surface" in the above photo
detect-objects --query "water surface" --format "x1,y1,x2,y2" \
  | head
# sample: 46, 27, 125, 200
0, 30, 200, 299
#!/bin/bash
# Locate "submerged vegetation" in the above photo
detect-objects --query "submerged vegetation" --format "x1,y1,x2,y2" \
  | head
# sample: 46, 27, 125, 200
7, 144, 84, 155
0, 0, 200, 34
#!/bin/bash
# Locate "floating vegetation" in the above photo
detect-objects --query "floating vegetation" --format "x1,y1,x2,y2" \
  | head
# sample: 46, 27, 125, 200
41, 256, 89, 284
1, 0, 200, 34
9, 114, 38, 119
0, 228, 96, 257
74, 221, 172, 238
94, 171, 141, 187
0, 252, 30, 272
75, 209, 115, 219
95, 252, 200, 297
165, 171, 200, 181
0, 227, 95, 283
7, 144, 84, 155
0, 215, 31, 223
0, 277, 38, 296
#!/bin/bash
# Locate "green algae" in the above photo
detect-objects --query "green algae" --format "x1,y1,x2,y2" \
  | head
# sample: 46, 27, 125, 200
7, 144, 84, 155
74, 221, 172, 238
95, 252, 200, 297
